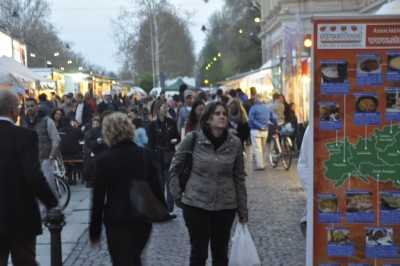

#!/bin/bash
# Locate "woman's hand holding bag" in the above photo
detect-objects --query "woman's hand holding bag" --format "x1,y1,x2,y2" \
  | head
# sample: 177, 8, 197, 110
228, 223, 261, 266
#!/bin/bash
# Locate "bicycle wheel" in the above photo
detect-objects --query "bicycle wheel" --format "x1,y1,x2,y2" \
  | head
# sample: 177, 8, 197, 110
54, 175, 71, 210
281, 136, 292, 171
268, 138, 279, 168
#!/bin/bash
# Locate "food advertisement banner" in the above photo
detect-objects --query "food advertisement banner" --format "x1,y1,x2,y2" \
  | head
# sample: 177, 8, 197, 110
313, 16, 400, 266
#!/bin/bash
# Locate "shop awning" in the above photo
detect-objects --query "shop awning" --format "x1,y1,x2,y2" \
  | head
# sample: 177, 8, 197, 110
0, 65, 31, 94
0, 56, 53, 83
163, 78, 196, 92
375, 0, 400, 14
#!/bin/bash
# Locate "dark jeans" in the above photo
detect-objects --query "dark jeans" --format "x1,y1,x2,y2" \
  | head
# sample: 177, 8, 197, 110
182, 204, 236, 266
105, 223, 152, 266
0, 233, 37, 266
83, 161, 94, 185
154, 160, 174, 212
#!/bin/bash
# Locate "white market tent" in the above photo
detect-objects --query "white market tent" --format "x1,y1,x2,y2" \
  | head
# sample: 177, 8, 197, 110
0, 65, 31, 94
0, 56, 52, 94
0, 56, 52, 83
375, 0, 400, 14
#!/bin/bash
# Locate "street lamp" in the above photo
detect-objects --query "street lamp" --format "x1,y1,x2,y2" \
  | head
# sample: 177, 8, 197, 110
303, 35, 312, 48
29, 52, 49, 67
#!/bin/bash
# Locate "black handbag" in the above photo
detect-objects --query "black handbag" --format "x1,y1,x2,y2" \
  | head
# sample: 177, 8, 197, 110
129, 148, 171, 223
178, 132, 197, 191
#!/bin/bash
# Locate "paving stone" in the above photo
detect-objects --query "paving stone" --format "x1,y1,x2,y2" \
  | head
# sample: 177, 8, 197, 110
64, 147, 307, 265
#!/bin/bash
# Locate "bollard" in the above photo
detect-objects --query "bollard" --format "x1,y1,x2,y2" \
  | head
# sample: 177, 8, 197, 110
45, 207, 66, 266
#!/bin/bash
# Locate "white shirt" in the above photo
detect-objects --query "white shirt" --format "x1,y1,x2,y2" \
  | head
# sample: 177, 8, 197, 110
297, 126, 311, 193
75, 103, 84, 125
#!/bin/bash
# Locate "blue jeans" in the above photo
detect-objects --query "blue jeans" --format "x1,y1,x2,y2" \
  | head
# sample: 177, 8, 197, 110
39, 159, 57, 217
154, 160, 174, 212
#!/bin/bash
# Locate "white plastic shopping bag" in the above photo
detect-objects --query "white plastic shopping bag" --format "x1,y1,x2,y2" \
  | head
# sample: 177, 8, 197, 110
228, 223, 261, 266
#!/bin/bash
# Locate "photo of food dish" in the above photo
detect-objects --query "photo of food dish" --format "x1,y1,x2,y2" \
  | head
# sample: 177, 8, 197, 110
388, 55, 400, 71
346, 193, 373, 213
319, 197, 338, 213
355, 96, 378, 112
366, 228, 393, 245
321, 63, 348, 82
381, 194, 400, 210
358, 58, 381, 73
328, 228, 350, 244
319, 103, 339, 121
385, 90, 400, 110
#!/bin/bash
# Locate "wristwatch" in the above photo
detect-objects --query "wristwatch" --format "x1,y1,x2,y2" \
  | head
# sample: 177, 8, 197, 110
49, 156, 54, 160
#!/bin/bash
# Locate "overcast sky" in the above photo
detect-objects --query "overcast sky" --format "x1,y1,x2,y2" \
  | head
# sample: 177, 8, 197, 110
49, 0, 224, 73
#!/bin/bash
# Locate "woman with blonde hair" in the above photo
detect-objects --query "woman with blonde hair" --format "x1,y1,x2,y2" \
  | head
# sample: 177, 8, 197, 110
227, 99, 250, 148
89, 112, 167, 265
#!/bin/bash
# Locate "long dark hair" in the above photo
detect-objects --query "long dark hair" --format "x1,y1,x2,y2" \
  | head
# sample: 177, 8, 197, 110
50, 108, 66, 128
200, 101, 228, 130
188, 100, 205, 124
50, 108, 65, 121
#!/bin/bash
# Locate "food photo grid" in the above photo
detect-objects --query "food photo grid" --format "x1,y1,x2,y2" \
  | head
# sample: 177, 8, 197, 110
313, 17, 400, 265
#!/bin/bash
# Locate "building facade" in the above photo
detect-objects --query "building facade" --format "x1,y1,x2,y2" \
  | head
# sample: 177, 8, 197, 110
258, 0, 388, 122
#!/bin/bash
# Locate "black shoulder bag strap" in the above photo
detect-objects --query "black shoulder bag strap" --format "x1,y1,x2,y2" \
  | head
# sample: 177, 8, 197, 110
188, 132, 197, 154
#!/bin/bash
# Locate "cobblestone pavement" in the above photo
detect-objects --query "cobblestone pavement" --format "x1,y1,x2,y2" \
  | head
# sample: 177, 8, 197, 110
64, 146, 307, 266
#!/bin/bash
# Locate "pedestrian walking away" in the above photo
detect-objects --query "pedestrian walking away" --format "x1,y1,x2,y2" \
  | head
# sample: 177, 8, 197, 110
0, 89, 58, 266
169, 101, 248, 266
248, 93, 278, 170
89, 112, 167, 265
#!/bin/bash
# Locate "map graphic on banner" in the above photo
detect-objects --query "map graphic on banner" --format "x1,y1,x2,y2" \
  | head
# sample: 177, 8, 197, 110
323, 124, 400, 188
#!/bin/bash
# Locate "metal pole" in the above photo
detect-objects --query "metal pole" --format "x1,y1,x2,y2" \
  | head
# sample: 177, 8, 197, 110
149, 9, 156, 88
45, 207, 66, 266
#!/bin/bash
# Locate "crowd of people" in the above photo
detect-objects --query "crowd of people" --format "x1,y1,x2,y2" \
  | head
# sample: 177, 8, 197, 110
0, 84, 306, 265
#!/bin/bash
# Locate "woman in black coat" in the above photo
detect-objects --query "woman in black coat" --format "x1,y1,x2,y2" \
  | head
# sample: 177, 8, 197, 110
89, 112, 167, 265
146, 100, 180, 214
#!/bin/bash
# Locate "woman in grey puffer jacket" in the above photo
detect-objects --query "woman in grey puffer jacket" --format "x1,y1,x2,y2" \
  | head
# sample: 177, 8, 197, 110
169, 101, 248, 266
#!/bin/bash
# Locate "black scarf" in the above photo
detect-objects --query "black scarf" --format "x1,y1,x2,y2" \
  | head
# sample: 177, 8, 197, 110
204, 127, 228, 151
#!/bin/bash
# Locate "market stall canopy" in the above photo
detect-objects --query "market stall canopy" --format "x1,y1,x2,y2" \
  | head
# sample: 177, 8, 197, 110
0, 56, 53, 83
375, 0, 400, 14
130, 86, 146, 95
163, 78, 196, 92
0, 65, 30, 94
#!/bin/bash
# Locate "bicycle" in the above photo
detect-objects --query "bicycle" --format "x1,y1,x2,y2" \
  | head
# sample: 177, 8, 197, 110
54, 175, 71, 210
53, 154, 71, 210
268, 125, 293, 171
